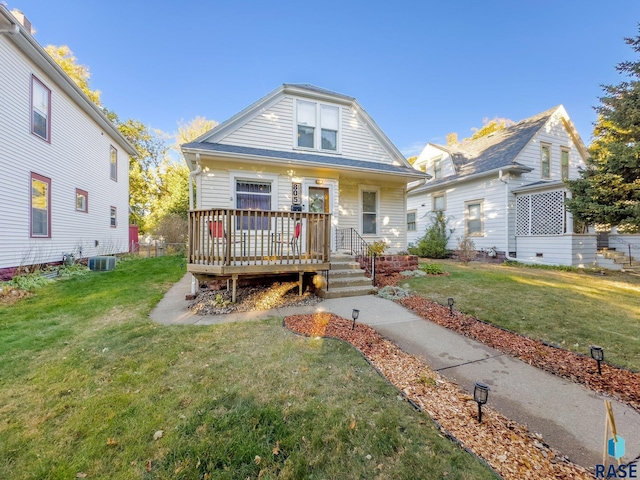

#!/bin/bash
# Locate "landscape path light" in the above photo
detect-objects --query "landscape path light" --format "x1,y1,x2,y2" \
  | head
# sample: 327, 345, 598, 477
352, 309, 359, 331
590, 345, 604, 375
447, 297, 454, 316
473, 382, 490, 423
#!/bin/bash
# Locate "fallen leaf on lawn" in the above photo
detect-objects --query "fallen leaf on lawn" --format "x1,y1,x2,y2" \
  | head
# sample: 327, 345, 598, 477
272, 441, 280, 455
146, 460, 152, 472
349, 419, 356, 430
153, 430, 164, 440
107, 437, 118, 447
76, 474, 87, 479
254, 455, 261, 464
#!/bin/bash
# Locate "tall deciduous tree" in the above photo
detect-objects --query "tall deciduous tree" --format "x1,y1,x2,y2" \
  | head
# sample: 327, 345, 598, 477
44, 45, 101, 105
467, 117, 515, 141
566, 28, 640, 232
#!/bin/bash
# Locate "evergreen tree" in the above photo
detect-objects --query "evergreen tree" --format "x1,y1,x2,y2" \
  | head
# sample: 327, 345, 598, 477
566, 28, 640, 232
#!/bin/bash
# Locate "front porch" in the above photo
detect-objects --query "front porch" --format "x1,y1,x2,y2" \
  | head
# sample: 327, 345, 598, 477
187, 209, 332, 301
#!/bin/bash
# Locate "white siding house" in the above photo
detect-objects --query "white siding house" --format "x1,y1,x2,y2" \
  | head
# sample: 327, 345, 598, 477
0, 7, 137, 279
407, 106, 595, 266
183, 84, 427, 252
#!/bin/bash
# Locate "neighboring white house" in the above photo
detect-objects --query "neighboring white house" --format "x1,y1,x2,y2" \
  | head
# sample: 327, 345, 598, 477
0, 7, 137, 279
407, 105, 597, 267
182, 83, 427, 252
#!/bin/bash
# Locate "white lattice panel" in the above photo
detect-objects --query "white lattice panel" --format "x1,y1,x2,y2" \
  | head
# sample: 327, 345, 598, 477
516, 196, 530, 236
516, 191, 565, 235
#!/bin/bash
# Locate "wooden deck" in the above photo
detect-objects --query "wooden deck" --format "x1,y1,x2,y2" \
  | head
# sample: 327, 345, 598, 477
187, 209, 331, 300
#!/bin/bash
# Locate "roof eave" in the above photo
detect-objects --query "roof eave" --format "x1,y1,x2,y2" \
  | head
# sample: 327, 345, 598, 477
182, 146, 428, 182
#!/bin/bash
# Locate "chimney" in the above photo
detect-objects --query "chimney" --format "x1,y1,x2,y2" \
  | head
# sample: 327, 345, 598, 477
11, 9, 33, 34
446, 132, 458, 146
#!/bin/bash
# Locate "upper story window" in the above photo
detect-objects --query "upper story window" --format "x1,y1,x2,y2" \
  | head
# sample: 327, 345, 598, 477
296, 100, 339, 152
31, 76, 51, 142
110, 146, 117, 181
31, 172, 51, 238
560, 148, 570, 180
541, 144, 551, 179
433, 157, 443, 180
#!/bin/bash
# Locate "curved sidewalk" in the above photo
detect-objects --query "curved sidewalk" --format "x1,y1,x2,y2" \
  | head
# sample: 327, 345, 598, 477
150, 274, 640, 469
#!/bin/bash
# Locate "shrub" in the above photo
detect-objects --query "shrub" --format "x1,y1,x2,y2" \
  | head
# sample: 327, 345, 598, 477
419, 263, 445, 275
455, 236, 477, 265
153, 213, 188, 244
407, 211, 453, 258
367, 240, 388, 256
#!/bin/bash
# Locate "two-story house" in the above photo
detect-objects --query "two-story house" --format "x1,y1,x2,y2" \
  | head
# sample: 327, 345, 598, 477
0, 7, 137, 279
407, 106, 596, 267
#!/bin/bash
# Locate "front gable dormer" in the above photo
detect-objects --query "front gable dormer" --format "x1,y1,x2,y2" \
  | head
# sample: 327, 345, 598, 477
414, 144, 454, 181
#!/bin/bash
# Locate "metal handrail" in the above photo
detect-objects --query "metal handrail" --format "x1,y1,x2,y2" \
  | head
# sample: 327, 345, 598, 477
334, 227, 376, 283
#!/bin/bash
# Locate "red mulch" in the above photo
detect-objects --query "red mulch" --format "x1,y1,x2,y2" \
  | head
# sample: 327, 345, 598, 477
397, 295, 640, 413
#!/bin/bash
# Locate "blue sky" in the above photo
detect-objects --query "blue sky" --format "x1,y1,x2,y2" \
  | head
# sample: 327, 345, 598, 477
7, 0, 640, 156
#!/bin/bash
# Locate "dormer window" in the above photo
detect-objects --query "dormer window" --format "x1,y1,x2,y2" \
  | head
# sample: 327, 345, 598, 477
433, 157, 443, 180
296, 100, 339, 152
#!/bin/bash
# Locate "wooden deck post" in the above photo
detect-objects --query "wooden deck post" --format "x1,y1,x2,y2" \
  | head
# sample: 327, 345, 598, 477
231, 274, 238, 303
298, 272, 303, 296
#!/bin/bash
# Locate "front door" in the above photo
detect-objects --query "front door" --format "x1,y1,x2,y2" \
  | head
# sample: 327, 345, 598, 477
307, 186, 330, 256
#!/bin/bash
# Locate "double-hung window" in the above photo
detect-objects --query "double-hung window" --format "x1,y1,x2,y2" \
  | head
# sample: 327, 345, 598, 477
31, 173, 51, 237
407, 210, 417, 232
433, 193, 445, 212
296, 100, 339, 152
236, 179, 271, 229
466, 200, 483, 236
541, 144, 551, 179
31, 76, 51, 141
433, 157, 443, 180
361, 189, 378, 235
110, 146, 117, 181
110, 206, 117, 227
560, 148, 570, 180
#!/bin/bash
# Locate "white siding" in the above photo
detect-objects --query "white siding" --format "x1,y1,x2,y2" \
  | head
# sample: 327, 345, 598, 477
0, 35, 130, 272
516, 235, 596, 267
513, 112, 586, 182
413, 145, 454, 179
217, 95, 396, 165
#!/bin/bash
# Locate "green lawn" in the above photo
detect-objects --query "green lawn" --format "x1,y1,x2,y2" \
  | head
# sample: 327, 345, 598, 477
405, 260, 640, 371
0, 256, 495, 479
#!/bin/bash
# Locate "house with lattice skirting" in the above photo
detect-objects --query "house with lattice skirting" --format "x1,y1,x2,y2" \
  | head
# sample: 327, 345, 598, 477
407, 105, 597, 267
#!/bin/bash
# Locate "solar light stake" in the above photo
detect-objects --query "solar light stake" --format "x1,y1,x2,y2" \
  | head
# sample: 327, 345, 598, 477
590, 345, 604, 375
447, 297, 454, 316
473, 382, 489, 423
352, 309, 359, 331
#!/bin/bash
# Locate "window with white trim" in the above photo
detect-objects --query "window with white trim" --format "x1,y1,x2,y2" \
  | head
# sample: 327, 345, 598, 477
361, 189, 378, 235
296, 100, 339, 152
110, 146, 117, 181
110, 206, 117, 227
561, 147, 570, 180
407, 210, 417, 231
541, 144, 551, 179
433, 193, 445, 212
236, 179, 272, 229
433, 157, 443, 180
31, 76, 51, 141
466, 200, 483, 236
31, 172, 51, 237
76, 188, 88, 213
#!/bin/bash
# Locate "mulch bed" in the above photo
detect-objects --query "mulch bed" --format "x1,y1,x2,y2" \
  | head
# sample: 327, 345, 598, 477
284, 313, 592, 479
397, 295, 640, 413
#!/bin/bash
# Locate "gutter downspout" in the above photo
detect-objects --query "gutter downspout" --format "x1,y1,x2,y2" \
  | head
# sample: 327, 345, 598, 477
188, 154, 202, 294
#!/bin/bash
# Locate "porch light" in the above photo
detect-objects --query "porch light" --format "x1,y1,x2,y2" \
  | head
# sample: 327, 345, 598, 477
352, 309, 359, 331
590, 345, 604, 375
447, 297, 455, 316
473, 382, 490, 423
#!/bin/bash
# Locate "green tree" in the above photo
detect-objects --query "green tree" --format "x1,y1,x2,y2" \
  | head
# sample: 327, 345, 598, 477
44, 45, 101, 105
407, 211, 453, 258
566, 28, 640, 232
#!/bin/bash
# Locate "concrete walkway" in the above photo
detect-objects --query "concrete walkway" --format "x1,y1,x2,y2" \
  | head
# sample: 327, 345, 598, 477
150, 274, 640, 469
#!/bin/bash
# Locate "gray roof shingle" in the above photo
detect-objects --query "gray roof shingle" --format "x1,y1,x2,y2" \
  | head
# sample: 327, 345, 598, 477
182, 142, 425, 178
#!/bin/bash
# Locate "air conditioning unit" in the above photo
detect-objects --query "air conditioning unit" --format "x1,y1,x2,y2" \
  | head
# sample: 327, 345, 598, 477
88, 256, 116, 271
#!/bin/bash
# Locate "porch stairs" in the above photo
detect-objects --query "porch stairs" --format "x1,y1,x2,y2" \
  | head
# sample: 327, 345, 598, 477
317, 253, 375, 299
596, 249, 640, 273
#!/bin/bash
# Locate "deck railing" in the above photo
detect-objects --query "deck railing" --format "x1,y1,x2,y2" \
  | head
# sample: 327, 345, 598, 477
188, 209, 331, 267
